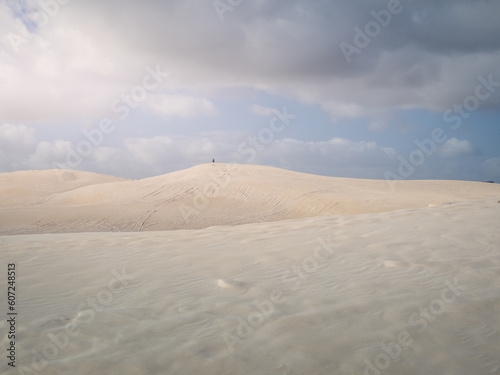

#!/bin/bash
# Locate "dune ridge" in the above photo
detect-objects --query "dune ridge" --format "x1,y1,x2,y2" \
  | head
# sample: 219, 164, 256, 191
1, 163, 500, 235
1, 165, 500, 374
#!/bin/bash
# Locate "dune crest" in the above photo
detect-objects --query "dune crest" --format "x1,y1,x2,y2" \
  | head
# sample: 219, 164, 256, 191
1, 163, 499, 235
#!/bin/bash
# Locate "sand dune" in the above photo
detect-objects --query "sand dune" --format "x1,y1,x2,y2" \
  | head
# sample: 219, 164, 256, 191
1, 197, 499, 374
0, 169, 126, 207
1, 165, 499, 374
1, 163, 500, 235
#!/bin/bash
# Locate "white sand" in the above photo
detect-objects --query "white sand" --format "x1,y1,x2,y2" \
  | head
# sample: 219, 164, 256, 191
1, 163, 500, 235
1, 165, 500, 374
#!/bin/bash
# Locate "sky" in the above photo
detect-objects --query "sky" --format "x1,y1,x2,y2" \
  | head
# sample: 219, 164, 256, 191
0, 0, 499, 181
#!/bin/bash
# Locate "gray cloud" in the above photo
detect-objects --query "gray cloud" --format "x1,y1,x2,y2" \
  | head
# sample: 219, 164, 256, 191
438, 138, 480, 158
1, 122, 496, 182
2, 0, 500, 123
0, 123, 398, 178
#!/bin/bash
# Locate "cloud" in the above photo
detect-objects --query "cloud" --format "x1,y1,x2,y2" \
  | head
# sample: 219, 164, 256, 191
124, 135, 218, 162
116, 135, 221, 177
0, 122, 396, 179
0, 1, 146, 123
1, 0, 500, 124
251, 105, 276, 117
438, 138, 479, 158
237, 136, 398, 179
0, 123, 36, 150
320, 101, 366, 121
147, 94, 218, 119
1, 1, 499, 183
0, 123, 495, 182
0, 123, 37, 171
28, 140, 73, 165
266, 137, 396, 163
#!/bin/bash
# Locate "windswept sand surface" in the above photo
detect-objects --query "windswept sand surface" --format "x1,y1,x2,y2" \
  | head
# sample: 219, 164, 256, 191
1, 165, 499, 374
1, 164, 500, 235
1, 198, 500, 374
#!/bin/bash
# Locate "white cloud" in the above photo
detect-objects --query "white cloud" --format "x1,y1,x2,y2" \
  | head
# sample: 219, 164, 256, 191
0, 123, 37, 170
438, 138, 478, 158
28, 140, 73, 165
118, 135, 220, 176
0, 123, 397, 179
320, 101, 366, 121
147, 94, 218, 119
0, 2, 145, 123
251, 105, 276, 117
261, 137, 396, 164
233, 136, 397, 179
0, 124, 496, 182
0, 123, 36, 149
124, 135, 217, 162
124, 136, 173, 165
110, 135, 397, 179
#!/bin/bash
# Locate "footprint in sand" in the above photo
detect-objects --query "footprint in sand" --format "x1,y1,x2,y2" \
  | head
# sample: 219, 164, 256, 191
217, 279, 246, 290
383, 260, 408, 268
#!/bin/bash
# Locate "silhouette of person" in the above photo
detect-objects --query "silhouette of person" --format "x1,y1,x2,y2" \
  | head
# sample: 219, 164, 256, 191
212, 158, 215, 163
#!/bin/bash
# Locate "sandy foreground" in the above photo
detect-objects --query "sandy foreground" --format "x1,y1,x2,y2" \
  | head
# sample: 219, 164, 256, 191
1, 165, 500, 374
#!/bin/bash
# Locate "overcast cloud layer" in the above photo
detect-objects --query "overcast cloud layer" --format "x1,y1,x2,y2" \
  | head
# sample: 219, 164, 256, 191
1, 0, 499, 181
